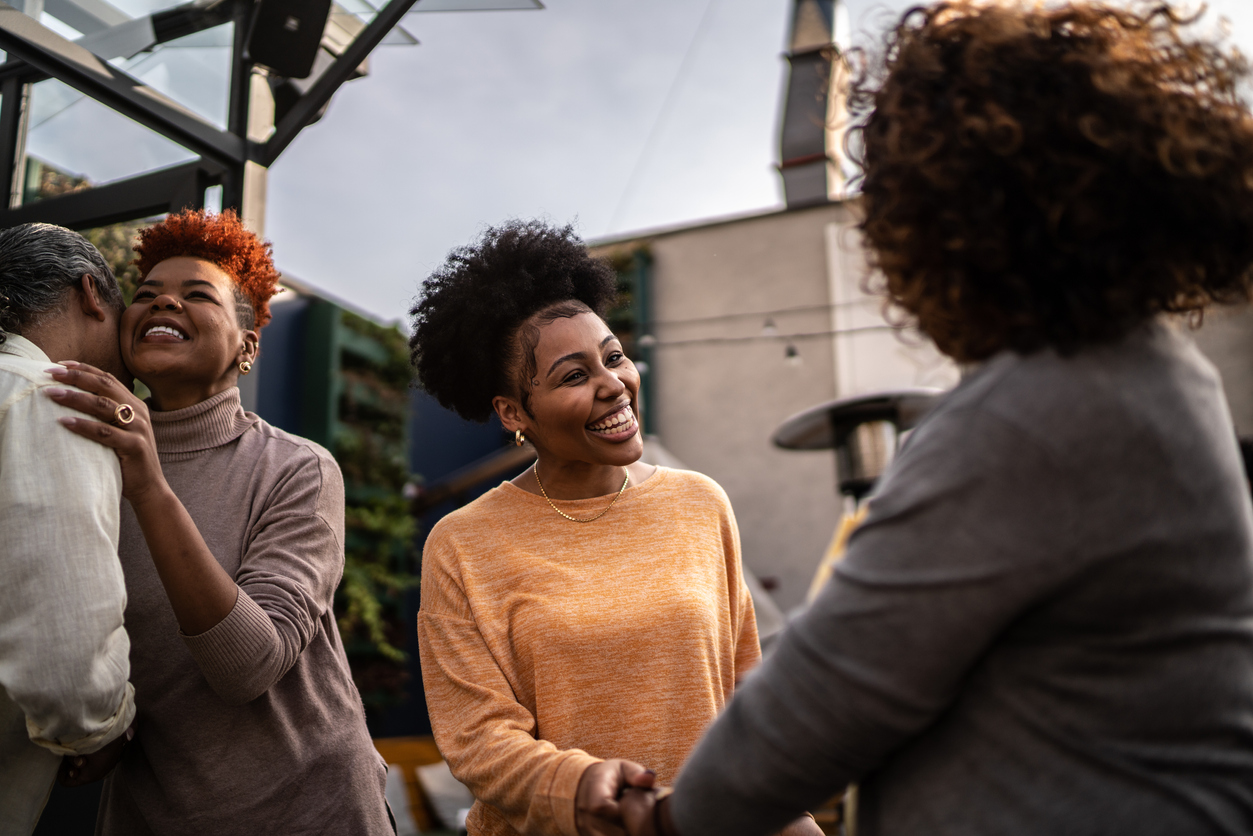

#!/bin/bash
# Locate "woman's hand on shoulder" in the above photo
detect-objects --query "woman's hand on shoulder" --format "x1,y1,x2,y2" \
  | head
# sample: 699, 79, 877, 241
577, 759, 657, 836
45, 361, 168, 506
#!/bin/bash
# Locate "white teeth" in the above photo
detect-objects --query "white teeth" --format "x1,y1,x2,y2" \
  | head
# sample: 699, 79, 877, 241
145, 325, 186, 340
590, 407, 635, 432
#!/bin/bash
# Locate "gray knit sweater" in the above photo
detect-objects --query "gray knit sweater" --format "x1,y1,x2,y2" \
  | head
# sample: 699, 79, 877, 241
672, 321, 1253, 836
96, 388, 391, 835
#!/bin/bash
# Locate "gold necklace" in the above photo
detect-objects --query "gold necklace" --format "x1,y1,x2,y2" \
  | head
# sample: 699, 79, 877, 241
533, 463, 630, 523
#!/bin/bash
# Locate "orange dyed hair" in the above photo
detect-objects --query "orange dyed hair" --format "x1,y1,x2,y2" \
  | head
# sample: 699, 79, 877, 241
134, 209, 280, 328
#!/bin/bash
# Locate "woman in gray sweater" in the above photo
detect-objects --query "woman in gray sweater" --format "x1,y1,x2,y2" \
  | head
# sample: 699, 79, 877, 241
614, 2, 1253, 835
46, 209, 392, 834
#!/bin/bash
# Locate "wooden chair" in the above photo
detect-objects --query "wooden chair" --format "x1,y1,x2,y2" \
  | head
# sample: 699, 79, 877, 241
374, 735, 446, 832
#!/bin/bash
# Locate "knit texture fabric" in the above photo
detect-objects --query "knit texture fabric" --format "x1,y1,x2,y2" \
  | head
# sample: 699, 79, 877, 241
96, 388, 391, 836
672, 321, 1253, 836
419, 467, 760, 836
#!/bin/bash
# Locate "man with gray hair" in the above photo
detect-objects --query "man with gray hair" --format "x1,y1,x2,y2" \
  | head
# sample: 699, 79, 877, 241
0, 223, 134, 835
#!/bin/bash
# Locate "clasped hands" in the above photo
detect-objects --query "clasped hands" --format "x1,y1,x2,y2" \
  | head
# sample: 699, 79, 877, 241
576, 761, 824, 836
575, 759, 670, 836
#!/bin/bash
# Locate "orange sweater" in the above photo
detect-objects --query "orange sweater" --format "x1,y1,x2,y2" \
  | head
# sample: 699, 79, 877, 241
418, 467, 760, 836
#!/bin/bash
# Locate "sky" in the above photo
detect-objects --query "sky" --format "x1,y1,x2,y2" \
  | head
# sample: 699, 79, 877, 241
45, 0, 1253, 325
264, 0, 793, 322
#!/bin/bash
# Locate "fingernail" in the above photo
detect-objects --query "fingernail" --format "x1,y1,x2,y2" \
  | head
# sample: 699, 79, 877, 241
74, 757, 85, 767
67, 770, 75, 778
45, 367, 66, 374
644, 769, 656, 777
44, 387, 66, 397
59, 360, 80, 367
57, 416, 75, 427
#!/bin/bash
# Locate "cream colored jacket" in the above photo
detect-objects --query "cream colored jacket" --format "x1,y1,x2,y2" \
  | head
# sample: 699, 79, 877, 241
0, 334, 134, 836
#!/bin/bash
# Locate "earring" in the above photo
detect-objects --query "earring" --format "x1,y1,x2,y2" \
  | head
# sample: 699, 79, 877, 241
515, 429, 525, 447
239, 360, 253, 375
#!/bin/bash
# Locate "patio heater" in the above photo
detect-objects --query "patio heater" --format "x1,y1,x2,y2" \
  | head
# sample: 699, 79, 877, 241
772, 387, 942, 836
772, 388, 942, 601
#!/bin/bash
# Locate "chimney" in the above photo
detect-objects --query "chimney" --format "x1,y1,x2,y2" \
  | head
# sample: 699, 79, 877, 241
778, 0, 849, 207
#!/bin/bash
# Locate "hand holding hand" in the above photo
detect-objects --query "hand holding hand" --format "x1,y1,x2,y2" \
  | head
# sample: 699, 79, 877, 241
620, 791, 823, 836
45, 361, 168, 507
57, 722, 135, 787
576, 759, 657, 836
619, 787, 664, 836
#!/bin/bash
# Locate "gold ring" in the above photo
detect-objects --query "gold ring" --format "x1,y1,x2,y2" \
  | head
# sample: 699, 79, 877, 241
113, 403, 135, 426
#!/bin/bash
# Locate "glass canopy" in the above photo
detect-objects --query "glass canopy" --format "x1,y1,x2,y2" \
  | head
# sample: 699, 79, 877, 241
29, 0, 542, 65
4, 0, 541, 209
24, 76, 198, 202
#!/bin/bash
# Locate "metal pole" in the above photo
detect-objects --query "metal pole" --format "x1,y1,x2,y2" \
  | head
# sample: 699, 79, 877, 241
0, 73, 28, 208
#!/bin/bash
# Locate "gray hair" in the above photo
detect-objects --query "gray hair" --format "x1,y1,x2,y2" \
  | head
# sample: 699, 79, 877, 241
0, 223, 123, 343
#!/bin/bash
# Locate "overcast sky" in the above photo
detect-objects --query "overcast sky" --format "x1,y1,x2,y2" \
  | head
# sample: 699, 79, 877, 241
260, 0, 1253, 323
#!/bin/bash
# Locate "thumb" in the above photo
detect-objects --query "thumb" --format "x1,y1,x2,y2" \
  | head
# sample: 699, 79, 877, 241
620, 761, 657, 790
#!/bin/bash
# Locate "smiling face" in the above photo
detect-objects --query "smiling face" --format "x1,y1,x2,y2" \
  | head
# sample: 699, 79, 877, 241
121, 256, 258, 410
510, 310, 644, 469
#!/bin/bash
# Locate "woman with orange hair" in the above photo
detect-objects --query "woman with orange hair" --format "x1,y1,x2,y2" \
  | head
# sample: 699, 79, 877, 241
45, 209, 392, 834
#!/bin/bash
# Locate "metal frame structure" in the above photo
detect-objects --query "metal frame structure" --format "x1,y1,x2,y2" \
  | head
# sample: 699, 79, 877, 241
0, 0, 420, 231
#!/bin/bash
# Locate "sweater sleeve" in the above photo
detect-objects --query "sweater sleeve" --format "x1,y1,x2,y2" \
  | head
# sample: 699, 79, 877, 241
181, 445, 346, 705
417, 527, 600, 836
720, 489, 762, 681
669, 408, 1081, 836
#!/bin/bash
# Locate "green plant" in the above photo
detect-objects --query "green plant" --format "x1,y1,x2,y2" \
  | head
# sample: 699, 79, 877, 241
602, 245, 646, 355
83, 220, 146, 302
333, 311, 420, 709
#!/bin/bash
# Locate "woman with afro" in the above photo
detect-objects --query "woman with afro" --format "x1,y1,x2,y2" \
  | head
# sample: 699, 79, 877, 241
48, 209, 392, 834
614, 3, 1253, 836
409, 220, 820, 836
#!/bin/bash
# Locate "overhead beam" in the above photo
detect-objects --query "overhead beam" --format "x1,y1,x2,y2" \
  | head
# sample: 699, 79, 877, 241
44, 0, 128, 34
0, 3, 247, 166
260, 0, 419, 166
0, 59, 47, 85
0, 159, 222, 228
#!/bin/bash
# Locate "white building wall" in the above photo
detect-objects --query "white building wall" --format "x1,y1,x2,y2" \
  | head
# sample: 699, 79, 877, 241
1191, 305, 1253, 437
604, 203, 956, 611
825, 221, 959, 398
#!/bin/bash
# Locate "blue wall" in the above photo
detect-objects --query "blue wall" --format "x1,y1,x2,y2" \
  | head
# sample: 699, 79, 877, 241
367, 389, 518, 737
254, 297, 310, 435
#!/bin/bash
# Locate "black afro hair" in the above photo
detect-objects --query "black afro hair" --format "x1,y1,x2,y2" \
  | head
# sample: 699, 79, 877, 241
408, 220, 619, 422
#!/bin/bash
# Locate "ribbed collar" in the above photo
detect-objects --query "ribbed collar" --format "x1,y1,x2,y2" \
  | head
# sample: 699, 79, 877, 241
150, 387, 254, 459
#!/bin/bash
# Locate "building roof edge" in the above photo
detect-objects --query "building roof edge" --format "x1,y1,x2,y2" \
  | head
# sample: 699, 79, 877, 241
587, 198, 852, 249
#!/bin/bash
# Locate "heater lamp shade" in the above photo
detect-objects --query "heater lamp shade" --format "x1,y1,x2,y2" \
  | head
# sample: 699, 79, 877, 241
772, 388, 942, 451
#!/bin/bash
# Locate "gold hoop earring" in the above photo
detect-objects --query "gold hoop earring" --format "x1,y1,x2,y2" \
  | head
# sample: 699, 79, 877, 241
515, 429, 525, 447
239, 360, 253, 375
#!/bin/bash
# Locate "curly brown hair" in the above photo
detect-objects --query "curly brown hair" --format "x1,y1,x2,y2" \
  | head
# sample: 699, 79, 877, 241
851, 0, 1253, 362
134, 209, 280, 329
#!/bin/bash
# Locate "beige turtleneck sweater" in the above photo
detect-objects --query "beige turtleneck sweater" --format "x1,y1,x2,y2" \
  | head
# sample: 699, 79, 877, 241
96, 388, 390, 836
